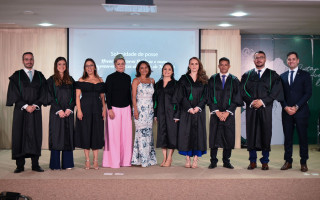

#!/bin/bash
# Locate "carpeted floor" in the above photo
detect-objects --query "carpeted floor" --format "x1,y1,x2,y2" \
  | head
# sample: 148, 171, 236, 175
0, 145, 319, 199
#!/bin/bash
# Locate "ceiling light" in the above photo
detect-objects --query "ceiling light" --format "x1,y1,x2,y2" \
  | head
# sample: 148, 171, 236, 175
230, 11, 247, 17
218, 23, 232, 27
23, 10, 34, 15
130, 12, 141, 16
102, 4, 157, 13
102, 0, 157, 13
38, 23, 53, 27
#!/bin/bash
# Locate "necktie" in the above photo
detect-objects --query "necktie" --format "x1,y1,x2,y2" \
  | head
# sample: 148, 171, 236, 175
222, 75, 226, 89
258, 70, 261, 78
28, 70, 33, 82
290, 70, 294, 85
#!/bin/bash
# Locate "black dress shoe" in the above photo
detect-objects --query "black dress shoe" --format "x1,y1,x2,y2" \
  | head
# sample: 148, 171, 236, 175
280, 162, 292, 170
223, 163, 234, 169
247, 162, 257, 170
261, 163, 269, 170
301, 164, 308, 172
32, 166, 44, 172
14, 168, 24, 173
208, 163, 217, 169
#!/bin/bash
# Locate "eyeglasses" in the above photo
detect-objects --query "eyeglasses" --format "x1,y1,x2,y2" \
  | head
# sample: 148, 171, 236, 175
254, 56, 265, 60
85, 64, 95, 68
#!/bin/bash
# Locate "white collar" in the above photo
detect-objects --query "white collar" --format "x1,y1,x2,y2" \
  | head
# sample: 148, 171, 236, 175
255, 67, 266, 73
289, 67, 298, 72
220, 73, 229, 78
24, 68, 34, 74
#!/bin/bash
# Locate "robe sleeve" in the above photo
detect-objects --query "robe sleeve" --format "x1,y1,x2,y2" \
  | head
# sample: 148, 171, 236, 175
228, 77, 242, 113
173, 82, 181, 119
47, 77, 63, 113
66, 78, 76, 111
173, 77, 192, 112
280, 77, 288, 108
6, 73, 27, 108
261, 71, 284, 106
240, 71, 254, 106
34, 72, 47, 107
197, 84, 207, 110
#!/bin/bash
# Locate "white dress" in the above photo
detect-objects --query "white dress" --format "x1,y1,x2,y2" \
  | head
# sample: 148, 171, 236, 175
131, 79, 157, 167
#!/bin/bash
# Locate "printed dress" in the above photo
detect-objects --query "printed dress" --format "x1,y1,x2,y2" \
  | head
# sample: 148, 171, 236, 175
131, 80, 157, 167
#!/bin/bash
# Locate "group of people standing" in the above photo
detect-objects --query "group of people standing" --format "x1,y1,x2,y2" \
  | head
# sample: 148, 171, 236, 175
6, 50, 312, 173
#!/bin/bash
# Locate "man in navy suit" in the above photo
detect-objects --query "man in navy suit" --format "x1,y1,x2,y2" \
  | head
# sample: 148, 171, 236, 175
280, 51, 312, 172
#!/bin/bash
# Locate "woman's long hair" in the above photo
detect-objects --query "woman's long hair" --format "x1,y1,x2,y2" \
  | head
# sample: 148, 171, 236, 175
187, 57, 208, 84
53, 57, 72, 86
161, 62, 175, 80
135, 60, 152, 77
81, 58, 99, 80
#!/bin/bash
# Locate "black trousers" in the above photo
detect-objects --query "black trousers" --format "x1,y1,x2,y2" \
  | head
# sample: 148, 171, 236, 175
282, 114, 309, 164
210, 148, 232, 164
16, 156, 40, 169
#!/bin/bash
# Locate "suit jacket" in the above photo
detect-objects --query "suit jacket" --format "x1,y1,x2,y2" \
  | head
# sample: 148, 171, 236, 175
280, 68, 312, 118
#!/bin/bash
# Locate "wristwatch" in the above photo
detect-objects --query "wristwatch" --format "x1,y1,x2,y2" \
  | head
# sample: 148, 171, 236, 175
295, 105, 299, 110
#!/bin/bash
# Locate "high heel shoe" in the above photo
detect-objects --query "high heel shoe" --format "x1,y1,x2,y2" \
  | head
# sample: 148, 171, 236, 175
163, 159, 172, 167
192, 157, 198, 169
185, 157, 191, 168
93, 160, 99, 170
85, 160, 90, 170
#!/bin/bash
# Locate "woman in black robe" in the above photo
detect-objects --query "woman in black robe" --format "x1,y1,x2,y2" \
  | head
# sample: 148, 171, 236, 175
75, 58, 106, 170
153, 62, 180, 167
47, 57, 75, 170
173, 57, 208, 168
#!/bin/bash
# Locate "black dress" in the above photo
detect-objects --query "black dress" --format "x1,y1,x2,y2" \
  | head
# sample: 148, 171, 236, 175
47, 76, 75, 151
207, 74, 242, 149
173, 74, 207, 156
6, 69, 47, 159
240, 68, 283, 151
75, 82, 105, 149
153, 79, 180, 149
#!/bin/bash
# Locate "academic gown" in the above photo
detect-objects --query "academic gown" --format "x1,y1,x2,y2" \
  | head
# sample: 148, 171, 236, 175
153, 79, 180, 149
240, 68, 283, 151
207, 74, 242, 149
173, 74, 207, 152
6, 69, 47, 159
47, 76, 75, 151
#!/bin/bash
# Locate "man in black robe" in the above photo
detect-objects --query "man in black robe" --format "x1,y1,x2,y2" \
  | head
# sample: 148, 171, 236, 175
6, 52, 46, 173
240, 51, 283, 170
207, 57, 242, 169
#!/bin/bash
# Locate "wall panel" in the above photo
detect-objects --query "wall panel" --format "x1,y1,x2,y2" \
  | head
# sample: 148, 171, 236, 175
0, 28, 67, 149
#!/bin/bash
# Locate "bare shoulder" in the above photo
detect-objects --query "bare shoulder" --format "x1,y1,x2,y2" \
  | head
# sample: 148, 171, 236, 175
78, 78, 84, 82
132, 78, 139, 84
151, 78, 155, 84
99, 77, 104, 83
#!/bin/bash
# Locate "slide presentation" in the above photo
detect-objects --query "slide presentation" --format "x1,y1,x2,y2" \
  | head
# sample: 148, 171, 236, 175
68, 29, 199, 82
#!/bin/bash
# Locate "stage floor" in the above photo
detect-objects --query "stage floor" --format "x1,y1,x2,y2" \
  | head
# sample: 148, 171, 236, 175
1, 145, 320, 200
1, 145, 319, 179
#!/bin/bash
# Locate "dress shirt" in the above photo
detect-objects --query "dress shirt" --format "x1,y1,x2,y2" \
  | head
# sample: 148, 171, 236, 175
288, 67, 298, 85
21, 68, 39, 110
